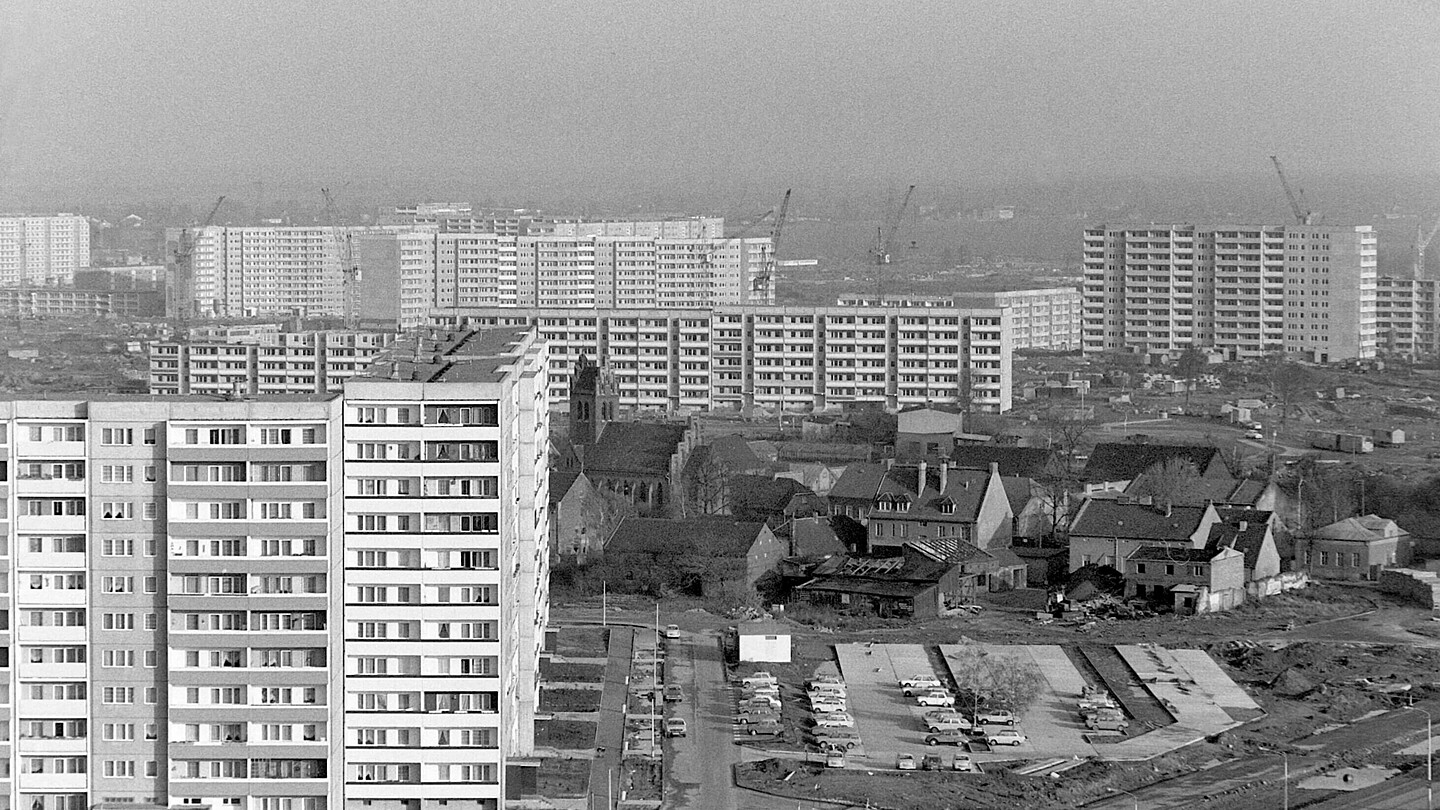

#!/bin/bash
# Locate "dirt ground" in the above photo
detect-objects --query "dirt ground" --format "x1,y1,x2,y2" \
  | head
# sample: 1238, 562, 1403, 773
539, 660, 605, 681
534, 719, 597, 750
533, 756, 591, 798
539, 687, 602, 713
553, 625, 610, 658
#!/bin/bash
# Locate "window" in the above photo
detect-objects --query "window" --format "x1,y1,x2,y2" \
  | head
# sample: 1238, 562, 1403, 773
102, 539, 134, 557
100, 465, 133, 483
101, 428, 134, 446
1320, 551, 1330, 566
144, 650, 157, 668
100, 502, 134, 520
102, 650, 135, 668
102, 613, 135, 630
143, 465, 157, 482
102, 576, 134, 594
102, 687, 135, 704
142, 502, 158, 520
103, 723, 136, 741
143, 428, 157, 445
260, 428, 292, 445
1352, 552, 1362, 568
1135, 563, 1147, 575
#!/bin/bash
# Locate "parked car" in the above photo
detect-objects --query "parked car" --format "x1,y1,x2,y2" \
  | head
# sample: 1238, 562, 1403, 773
664, 717, 687, 738
924, 731, 969, 746
952, 754, 975, 772
986, 728, 1027, 746
824, 750, 847, 769
807, 683, 847, 699
664, 624, 681, 639
925, 715, 974, 734
741, 694, 781, 710
921, 754, 944, 771
900, 675, 943, 695
810, 697, 847, 714
737, 704, 780, 719
916, 690, 956, 707
745, 719, 784, 737
896, 753, 918, 771
813, 712, 854, 729
1245, 430, 1264, 440
743, 683, 781, 698
662, 684, 684, 702
808, 674, 844, 688
741, 672, 778, 687
1086, 714, 1129, 731
815, 734, 861, 751
975, 709, 1015, 725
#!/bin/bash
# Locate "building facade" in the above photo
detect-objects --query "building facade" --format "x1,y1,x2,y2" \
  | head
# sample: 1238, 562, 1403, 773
0, 287, 162, 318
149, 333, 399, 396
837, 289, 1081, 351
0, 328, 548, 810
0, 215, 90, 286
1082, 224, 1378, 362
173, 224, 772, 325
440, 304, 1012, 414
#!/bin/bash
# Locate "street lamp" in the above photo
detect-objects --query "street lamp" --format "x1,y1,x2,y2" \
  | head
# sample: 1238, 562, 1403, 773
1406, 705, 1434, 810
1257, 747, 1290, 810
1106, 786, 1138, 810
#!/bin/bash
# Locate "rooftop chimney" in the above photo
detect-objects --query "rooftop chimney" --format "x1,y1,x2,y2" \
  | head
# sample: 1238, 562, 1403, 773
940, 462, 949, 493
918, 460, 928, 493
1238, 520, 1248, 531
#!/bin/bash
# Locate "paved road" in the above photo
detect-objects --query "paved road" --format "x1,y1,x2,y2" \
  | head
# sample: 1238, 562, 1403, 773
1304, 775, 1434, 809
588, 627, 633, 810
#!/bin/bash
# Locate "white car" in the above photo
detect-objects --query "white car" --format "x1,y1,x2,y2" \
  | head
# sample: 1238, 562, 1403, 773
986, 728, 1027, 746
896, 753, 918, 771
741, 694, 781, 710
915, 690, 956, 707
741, 672, 778, 687
810, 697, 847, 714
975, 709, 1015, 725
664, 624, 681, 639
952, 753, 975, 772
812, 712, 854, 729
744, 682, 781, 697
900, 676, 943, 695
1245, 430, 1264, 440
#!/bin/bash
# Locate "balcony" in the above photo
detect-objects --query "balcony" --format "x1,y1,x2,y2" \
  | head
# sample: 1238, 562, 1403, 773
12, 477, 85, 496
15, 514, 85, 534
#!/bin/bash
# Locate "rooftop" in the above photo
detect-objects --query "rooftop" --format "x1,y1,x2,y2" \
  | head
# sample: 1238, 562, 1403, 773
587, 422, 688, 476
1084, 442, 1225, 484
1070, 498, 1213, 542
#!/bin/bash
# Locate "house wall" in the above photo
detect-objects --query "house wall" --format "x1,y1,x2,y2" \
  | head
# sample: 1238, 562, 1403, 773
1295, 536, 1409, 581
746, 525, 787, 590
974, 472, 1015, 549
554, 475, 602, 562
896, 432, 953, 461
1249, 528, 1282, 581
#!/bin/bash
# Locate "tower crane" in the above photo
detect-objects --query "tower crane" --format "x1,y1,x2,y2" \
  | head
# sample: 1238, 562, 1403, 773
1416, 213, 1440, 279
873, 184, 916, 300
171, 196, 226, 320
749, 189, 792, 295
1269, 156, 1313, 226
323, 187, 360, 327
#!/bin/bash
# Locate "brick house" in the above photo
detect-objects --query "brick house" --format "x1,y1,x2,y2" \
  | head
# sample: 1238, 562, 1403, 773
850, 461, 1014, 552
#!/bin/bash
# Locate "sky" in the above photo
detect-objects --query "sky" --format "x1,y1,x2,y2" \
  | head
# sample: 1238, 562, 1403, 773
2, 0, 1438, 204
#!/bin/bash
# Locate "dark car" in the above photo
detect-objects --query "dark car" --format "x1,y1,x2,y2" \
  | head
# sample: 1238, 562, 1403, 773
921, 754, 944, 771
662, 684, 684, 702
924, 731, 969, 747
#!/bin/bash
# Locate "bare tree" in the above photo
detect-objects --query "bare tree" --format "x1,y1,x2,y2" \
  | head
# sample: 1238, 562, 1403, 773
1265, 355, 1319, 435
945, 642, 1046, 716
1129, 458, 1200, 505
1174, 346, 1208, 412
1032, 406, 1096, 543
580, 485, 635, 549
680, 447, 732, 518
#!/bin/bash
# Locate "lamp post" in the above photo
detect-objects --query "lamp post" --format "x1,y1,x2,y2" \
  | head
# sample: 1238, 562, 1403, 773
1106, 786, 1139, 810
1256, 745, 1290, 810
1407, 705, 1434, 810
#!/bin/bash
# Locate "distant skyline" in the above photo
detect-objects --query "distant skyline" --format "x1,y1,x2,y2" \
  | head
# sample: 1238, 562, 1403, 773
2, 1, 1438, 206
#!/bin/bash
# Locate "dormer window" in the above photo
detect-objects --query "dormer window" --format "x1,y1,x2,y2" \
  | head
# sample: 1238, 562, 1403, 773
894, 496, 910, 512
876, 499, 893, 512
936, 499, 955, 515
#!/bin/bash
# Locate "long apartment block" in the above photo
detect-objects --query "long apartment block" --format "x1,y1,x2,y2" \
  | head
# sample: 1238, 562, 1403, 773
149, 332, 400, 396
836, 288, 1081, 351
170, 223, 774, 325
436, 305, 1012, 414
0, 215, 90, 287
0, 327, 548, 810
1082, 224, 1378, 362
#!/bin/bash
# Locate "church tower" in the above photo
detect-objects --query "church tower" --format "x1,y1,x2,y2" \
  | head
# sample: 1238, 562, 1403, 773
569, 354, 617, 447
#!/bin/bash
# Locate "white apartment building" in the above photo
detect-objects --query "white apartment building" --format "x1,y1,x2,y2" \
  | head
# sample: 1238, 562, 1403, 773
1082, 224, 1377, 363
440, 305, 1012, 414
149, 331, 400, 396
0, 214, 90, 286
176, 226, 772, 324
838, 289, 1081, 351
0, 326, 548, 810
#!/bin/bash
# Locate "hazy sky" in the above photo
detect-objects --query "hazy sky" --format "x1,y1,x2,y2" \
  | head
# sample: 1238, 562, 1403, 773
3, 0, 1438, 201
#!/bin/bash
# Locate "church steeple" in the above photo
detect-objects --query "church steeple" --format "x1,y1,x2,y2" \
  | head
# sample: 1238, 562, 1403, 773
569, 354, 616, 446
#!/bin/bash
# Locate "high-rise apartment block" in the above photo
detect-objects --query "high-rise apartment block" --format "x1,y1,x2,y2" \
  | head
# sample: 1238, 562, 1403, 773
0, 215, 90, 286
172, 223, 772, 325
441, 304, 1012, 414
0, 327, 548, 810
1082, 224, 1378, 362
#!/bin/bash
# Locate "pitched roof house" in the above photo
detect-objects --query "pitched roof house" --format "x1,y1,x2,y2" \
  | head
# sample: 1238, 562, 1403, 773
1083, 443, 1232, 490
1067, 496, 1221, 572
603, 517, 784, 598
866, 462, 1014, 551
1204, 507, 1280, 582
1295, 514, 1412, 581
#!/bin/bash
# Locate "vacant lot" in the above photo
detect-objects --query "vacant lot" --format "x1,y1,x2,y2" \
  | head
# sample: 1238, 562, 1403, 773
540, 660, 606, 682
534, 757, 590, 798
540, 688, 602, 713
554, 626, 609, 658
534, 719, 597, 750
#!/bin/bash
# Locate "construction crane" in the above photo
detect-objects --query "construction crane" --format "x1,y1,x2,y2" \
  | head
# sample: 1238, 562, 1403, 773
701, 204, 776, 295
1269, 155, 1313, 226
749, 189, 792, 295
1416, 213, 1440, 279
873, 184, 916, 300
170, 196, 226, 320
323, 187, 360, 327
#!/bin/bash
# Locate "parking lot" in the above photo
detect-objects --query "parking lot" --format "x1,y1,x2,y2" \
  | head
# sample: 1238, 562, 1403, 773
832, 642, 1261, 768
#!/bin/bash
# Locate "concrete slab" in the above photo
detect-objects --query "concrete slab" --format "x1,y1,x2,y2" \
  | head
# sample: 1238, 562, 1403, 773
1169, 649, 1261, 711
939, 643, 1102, 760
